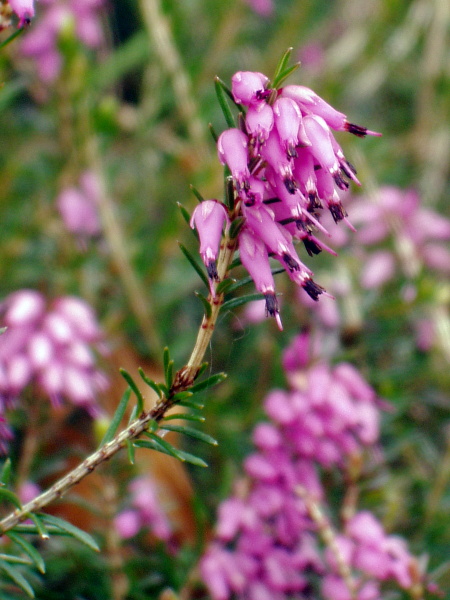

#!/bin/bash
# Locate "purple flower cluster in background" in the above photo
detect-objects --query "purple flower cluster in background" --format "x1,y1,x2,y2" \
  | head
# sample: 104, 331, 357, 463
0, 290, 109, 448
191, 71, 380, 329
114, 476, 172, 543
20, 0, 104, 82
200, 333, 419, 600
330, 186, 450, 289
57, 171, 102, 247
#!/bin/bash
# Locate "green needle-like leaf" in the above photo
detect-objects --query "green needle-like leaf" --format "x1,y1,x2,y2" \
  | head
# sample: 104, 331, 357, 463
99, 388, 131, 447
177, 398, 205, 410
177, 202, 193, 227
0, 488, 22, 510
189, 185, 205, 203
271, 47, 293, 87
190, 372, 227, 393
272, 63, 300, 89
0, 459, 12, 486
178, 243, 209, 288
221, 293, 265, 312
160, 424, 218, 446
170, 391, 194, 401
162, 413, 205, 423
138, 368, 163, 399
6, 532, 46, 574
120, 369, 145, 415
195, 292, 212, 319
126, 439, 135, 464
214, 77, 236, 128
25, 514, 49, 540
39, 514, 99, 552
0, 559, 35, 598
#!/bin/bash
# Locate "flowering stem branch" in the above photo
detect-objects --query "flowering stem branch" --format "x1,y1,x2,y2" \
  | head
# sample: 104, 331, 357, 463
0, 235, 237, 536
172, 234, 238, 391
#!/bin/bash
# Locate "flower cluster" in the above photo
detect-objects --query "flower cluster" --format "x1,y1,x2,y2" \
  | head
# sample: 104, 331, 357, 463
114, 477, 172, 543
322, 511, 418, 600
57, 171, 102, 247
191, 71, 380, 329
20, 0, 104, 82
200, 334, 418, 600
0, 290, 109, 432
331, 186, 450, 289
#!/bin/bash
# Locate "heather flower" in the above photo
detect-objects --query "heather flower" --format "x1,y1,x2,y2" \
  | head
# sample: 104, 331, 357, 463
20, 0, 104, 82
57, 171, 102, 246
200, 333, 419, 600
0, 290, 109, 449
115, 476, 172, 542
206, 70, 380, 327
190, 200, 229, 293
8, 0, 34, 26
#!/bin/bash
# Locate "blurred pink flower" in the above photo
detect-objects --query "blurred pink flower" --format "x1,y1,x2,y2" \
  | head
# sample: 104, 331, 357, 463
0, 290, 109, 450
57, 171, 102, 245
115, 476, 172, 542
20, 0, 104, 82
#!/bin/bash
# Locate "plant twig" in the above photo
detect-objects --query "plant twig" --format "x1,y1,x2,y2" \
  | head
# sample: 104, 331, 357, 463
0, 233, 236, 535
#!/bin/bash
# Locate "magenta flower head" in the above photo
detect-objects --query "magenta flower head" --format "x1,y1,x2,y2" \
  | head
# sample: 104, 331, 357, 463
8, 0, 34, 26
210, 68, 380, 327
190, 200, 229, 293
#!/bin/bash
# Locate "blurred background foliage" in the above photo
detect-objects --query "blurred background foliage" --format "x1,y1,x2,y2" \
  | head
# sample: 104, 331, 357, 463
0, 0, 449, 598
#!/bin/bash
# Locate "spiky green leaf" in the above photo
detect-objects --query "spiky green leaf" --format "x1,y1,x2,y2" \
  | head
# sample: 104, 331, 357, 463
126, 439, 135, 464
195, 292, 212, 319
189, 185, 205, 203
271, 47, 294, 87
190, 372, 227, 393
6, 532, 45, 574
162, 413, 205, 423
138, 368, 163, 399
214, 77, 236, 128
178, 243, 209, 288
170, 391, 194, 401
221, 293, 265, 312
177, 202, 193, 227
0, 459, 12, 486
272, 63, 300, 89
160, 424, 218, 446
39, 514, 100, 552
99, 388, 131, 447
0, 558, 35, 597
120, 369, 145, 415
0, 488, 22, 510
177, 398, 205, 410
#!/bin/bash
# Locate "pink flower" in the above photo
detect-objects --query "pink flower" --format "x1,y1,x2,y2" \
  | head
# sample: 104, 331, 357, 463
0, 290, 108, 433
190, 200, 229, 294
9, 0, 34, 26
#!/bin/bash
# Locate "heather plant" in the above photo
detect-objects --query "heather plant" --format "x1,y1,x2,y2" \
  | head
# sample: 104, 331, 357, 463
0, 1, 449, 599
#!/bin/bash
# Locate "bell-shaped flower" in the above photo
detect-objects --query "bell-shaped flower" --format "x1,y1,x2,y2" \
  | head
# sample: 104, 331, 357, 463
217, 129, 250, 191
302, 115, 348, 189
282, 85, 381, 137
273, 97, 307, 158
231, 71, 269, 106
190, 200, 229, 292
9, 0, 34, 25
245, 103, 274, 147
238, 228, 282, 330
260, 129, 296, 194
